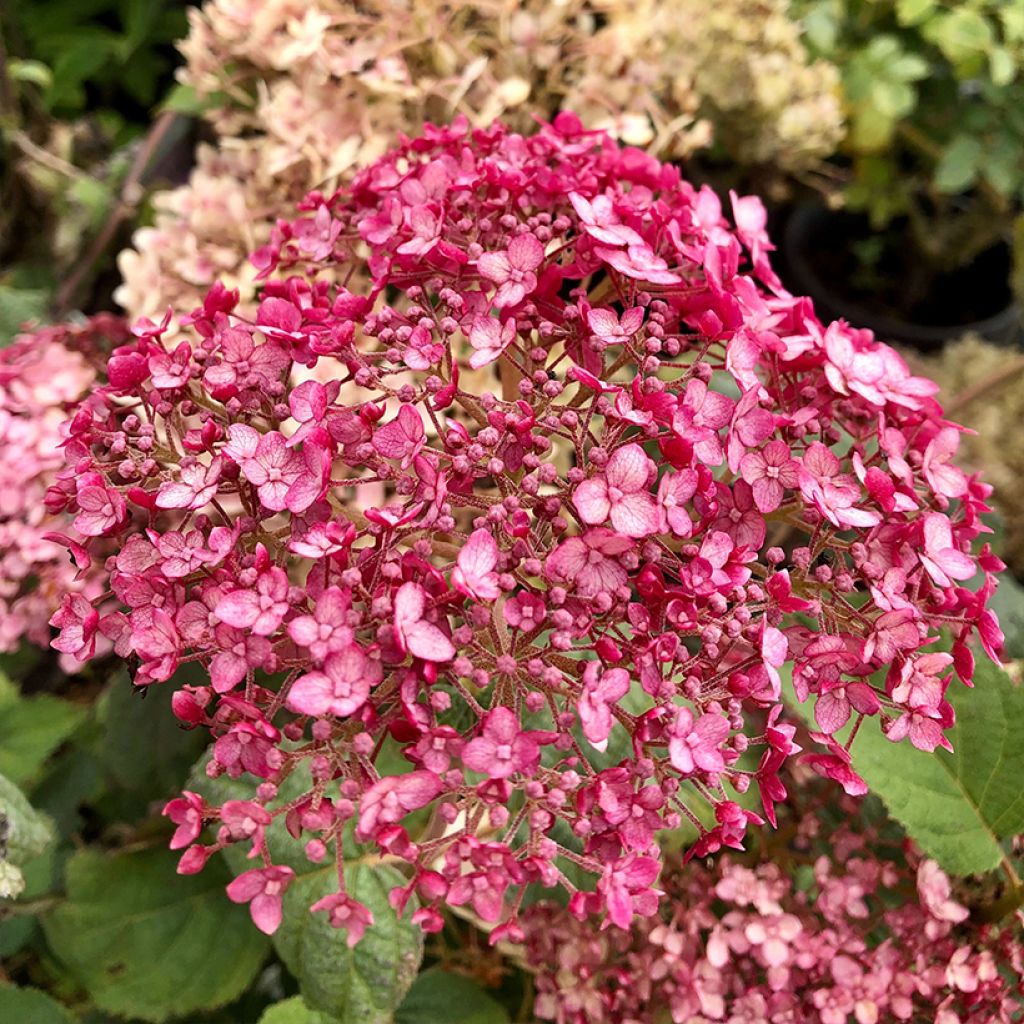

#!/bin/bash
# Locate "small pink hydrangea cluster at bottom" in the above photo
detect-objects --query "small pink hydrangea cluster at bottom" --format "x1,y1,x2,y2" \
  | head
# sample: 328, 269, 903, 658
523, 819, 1022, 1024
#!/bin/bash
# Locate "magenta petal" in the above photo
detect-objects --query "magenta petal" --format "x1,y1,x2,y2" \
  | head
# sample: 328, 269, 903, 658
215, 590, 259, 629
249, 892, 283, 935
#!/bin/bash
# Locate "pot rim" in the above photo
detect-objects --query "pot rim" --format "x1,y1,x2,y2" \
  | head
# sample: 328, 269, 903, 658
781, 203, 1021, 348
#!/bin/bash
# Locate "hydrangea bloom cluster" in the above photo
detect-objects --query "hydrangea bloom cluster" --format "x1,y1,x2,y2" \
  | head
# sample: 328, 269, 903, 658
0, 316, 125, 656
55, 117, 1000, 941
117, 0, 843, 321
522, 790, 1024, 1024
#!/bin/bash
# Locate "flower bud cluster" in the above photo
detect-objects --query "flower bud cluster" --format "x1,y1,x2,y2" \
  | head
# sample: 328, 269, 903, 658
54, 116, 1000, 940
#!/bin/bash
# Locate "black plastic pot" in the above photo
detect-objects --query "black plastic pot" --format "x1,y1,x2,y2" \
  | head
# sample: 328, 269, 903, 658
780, 204, 1021, 350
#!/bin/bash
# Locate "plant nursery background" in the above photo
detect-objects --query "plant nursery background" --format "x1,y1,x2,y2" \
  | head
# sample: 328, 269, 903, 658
1, 2, 1023, 1023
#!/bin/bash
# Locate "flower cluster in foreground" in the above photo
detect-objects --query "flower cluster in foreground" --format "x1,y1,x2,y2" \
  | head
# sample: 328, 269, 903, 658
53, 116, 1001, 941
0, 316, 126, 657
523, 790, 1023, 1024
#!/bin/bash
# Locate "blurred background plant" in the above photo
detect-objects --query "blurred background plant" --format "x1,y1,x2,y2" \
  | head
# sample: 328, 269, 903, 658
911, 334, 1024, 588
789, 0, 1024, 339
1, 3, 1024, 1023
115, 0, 845, 321
0, 0, 190, 338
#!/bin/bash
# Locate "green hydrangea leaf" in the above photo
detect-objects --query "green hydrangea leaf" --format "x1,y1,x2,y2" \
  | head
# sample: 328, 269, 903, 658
800, 1, 841, 54
193, 746, 423, 1020
273, 861, 423, 1023
785, 660, 1024, 875
870, 78, 917, 119
257, 996, 335, 1024
935, 135, 983, 194
190, 752, 359, 869
42, 846, 269, 1023
848, 107, 897, 153
7, 59, 53, 89
396, 967, 511, 1024
0, 984, 75, 1024
0, 771, 55, 868
896, 0, 937, 26
988, 45, 1016, 88
95, 673, 207, 800
0, 843, 58, 957
0, 676, 85, 788
926, 9, 995, 74
0, 286, 49, 346
1002, 6, 1024, 43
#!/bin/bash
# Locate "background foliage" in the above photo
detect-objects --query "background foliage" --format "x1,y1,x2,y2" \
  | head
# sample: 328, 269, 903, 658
1, 1, 1023, 1021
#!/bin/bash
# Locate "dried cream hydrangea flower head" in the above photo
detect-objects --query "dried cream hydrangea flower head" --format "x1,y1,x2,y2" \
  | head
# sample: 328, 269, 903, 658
117, 0, 843, 321
913, 334, 1024, 575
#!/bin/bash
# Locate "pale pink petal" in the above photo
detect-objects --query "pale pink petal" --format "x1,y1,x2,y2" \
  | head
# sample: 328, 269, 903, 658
403, 621, 455, 662
287, 671, 334, 716
573, 478, 611, 524
610, 492, 660, 538
606, 443, 653, 492
477, 251, 512, 283
508, 233, 544, 271
215, 591, 259, 629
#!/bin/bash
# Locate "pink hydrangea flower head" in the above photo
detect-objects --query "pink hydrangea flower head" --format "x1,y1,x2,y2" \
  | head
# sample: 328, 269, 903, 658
47, 117, 999, 943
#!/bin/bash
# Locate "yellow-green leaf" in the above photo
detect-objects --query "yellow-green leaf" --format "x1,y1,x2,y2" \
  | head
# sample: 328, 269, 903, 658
0, 676, 85, 788
0, 985, 74, 1024
785, 660, 1024, 876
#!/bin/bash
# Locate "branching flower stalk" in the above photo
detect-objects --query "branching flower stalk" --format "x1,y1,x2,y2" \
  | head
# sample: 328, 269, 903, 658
50, 117, 1001, 943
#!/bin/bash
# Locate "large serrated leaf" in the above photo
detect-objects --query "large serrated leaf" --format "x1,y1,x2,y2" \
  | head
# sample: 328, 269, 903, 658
273, 861, 423, 1023
42, 846, 269, 1023
190, 751, 358, 869
189, 753, 423, 1019
95, 672, 206, 799
785, 660, 1024, 875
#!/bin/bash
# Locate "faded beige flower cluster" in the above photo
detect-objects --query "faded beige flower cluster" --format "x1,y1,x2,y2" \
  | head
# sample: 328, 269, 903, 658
915, 335, 1024, 576
116, 0, 844, 320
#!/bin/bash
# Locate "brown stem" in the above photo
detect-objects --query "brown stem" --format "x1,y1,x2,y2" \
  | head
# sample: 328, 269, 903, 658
52, 110, 181, 317
0, 25, 16, 123
498, 353, 520, 402
945, 354, 1024, 416
973, 862, 1024, 924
